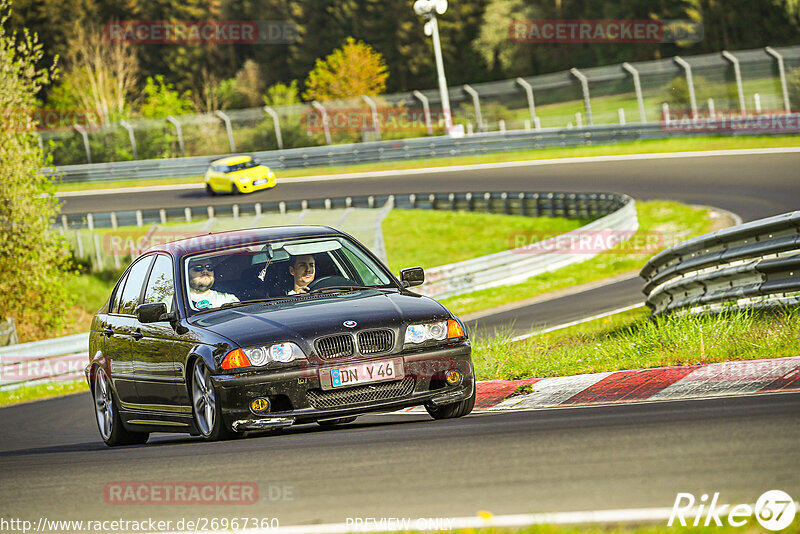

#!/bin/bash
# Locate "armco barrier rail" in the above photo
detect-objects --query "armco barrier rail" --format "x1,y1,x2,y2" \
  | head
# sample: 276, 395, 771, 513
419, 195, 636, 299
0, 333, 88, 390
48, 114, 800, 184
641, 210, 800, 316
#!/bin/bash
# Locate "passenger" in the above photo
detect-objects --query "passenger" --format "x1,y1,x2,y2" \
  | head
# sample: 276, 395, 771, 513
288, 254, 315, 295
187, 259, 239, 310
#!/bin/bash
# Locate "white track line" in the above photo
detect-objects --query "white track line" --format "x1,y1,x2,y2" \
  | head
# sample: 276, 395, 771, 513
160, 507, 686, 534
56, 146, 800, 198
510, 302, 645, 342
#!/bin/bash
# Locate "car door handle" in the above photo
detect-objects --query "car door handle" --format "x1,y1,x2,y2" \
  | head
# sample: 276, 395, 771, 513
103, 328, 114, 337
131, 329, 144, 341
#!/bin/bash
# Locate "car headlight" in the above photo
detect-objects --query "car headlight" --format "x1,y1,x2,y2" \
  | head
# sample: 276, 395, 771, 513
223, 342, 305, 369
404, 321, 448, 344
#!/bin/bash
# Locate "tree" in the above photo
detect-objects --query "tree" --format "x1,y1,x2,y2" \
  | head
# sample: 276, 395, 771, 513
303, 37, 388, 101
48, 23, 139, 125
139, 75, 194, 118
0, 0, 74, 339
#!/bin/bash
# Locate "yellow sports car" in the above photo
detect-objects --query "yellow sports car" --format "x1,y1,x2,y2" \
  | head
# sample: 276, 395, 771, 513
204, 155, 276, 195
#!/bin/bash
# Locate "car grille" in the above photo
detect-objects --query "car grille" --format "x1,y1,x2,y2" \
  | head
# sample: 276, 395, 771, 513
357, 329, 394, 355
307, 377, 416, 409
316, 334, 354, 359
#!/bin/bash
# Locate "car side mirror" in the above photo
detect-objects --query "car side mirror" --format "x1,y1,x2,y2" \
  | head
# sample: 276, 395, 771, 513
136, 302, 170, 323
400, 267, 425, 288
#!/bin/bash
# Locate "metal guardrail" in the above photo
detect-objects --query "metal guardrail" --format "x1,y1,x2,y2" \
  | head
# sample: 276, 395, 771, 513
0, 333, 88, 390
641, 210, 800, 316
49, 114, 800, 184
418, 194, 636, 299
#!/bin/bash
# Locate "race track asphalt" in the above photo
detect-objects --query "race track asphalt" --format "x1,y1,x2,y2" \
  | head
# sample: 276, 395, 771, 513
1, 391, 798, 525
0, 151, 795, 528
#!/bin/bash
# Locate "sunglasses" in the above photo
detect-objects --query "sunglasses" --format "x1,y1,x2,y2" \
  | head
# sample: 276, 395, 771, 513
190, 264, 215, 273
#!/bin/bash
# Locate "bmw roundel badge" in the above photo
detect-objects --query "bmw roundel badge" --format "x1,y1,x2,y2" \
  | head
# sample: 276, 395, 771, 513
343, 320, 357, 328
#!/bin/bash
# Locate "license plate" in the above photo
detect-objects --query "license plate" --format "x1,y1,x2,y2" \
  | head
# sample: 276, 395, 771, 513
253, 178, 268, 185
328, 359, 403, 388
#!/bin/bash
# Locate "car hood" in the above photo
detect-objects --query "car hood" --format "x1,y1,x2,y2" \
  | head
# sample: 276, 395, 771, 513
190, 289, 450, 349
228, 166, 271, 179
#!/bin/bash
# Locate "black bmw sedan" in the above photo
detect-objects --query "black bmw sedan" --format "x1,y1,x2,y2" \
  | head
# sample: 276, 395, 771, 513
86, 226, 474, 446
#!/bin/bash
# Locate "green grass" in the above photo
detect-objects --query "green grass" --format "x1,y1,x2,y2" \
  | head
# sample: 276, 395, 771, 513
52, 135, 800, 192
382, 210, 590, 274
441, 200, 715, 316
472, 307, 800, 380
0, 380, 88, 406
424, 521, 798, 534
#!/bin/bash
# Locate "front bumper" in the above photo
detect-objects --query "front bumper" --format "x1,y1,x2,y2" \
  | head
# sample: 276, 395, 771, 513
212, 342, 473, 431
235, 176, 276, 193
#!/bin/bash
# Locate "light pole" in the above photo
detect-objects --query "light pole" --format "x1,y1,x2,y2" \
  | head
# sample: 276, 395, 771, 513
413, 0, 453, 132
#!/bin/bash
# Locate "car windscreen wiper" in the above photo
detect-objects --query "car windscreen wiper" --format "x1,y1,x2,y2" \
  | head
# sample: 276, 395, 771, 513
307, 285, 383, 295
218, 297, 293, 309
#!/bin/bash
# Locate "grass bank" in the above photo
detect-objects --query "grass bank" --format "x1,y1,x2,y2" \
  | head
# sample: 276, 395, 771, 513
472, 307, 800, 381
53, 135, 799, 193
441, 200, 717, 317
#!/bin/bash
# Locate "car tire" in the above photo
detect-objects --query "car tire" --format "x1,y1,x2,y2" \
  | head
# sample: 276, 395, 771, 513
190, 360, 236, 441
206, 184, 216, 196
317, 416, 358, 427
425, 381, 476, 420
93, 367, 150, 446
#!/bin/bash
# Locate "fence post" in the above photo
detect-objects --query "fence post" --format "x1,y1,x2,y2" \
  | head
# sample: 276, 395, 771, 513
708, 98, 716, 118
136, 210, 143, 228
311, 101, 332, 145
214, 110, 236, 153
462, 84, 483, 132
721, 51, 746, 115
76, 229, 84, 258
754, 93, 762, 113
86, 213, 94, 231
159, 209, 167, 225
120, 120, 138, 160
263, 106, 284, 150
618, 108, 626, 125
184, 207, 192, 223
515, 77, 538, 130
412, 91, 433, 135
569, 68, 593, 126
93, 233, 104, 271
110, 212, 118, 230
166, 116, 186, 157
74, 125, 92, 164
673, 56, 698, 119
61, 214, 69, 231
361, 95, 381, 141
765, 47, 791, 113
621, 62, 647, 123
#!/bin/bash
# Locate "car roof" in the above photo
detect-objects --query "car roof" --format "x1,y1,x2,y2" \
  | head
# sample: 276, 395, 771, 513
147, 225, 345, 257
210, 155, 254, 166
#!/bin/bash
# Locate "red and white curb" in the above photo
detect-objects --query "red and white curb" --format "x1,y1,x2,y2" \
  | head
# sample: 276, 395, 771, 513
397, 356, 800, 413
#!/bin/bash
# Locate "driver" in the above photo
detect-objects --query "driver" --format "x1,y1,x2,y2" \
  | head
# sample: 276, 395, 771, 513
288, 254, 315, 295
187, 259, 239, 310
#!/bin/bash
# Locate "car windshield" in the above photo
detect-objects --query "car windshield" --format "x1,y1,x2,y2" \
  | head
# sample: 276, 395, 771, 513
183, 236, 395, 313
225, 160, 260, 173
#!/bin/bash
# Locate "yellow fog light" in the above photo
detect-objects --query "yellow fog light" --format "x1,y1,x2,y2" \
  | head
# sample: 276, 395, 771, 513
445, 370, 462, 385
251, 398, 270, 413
